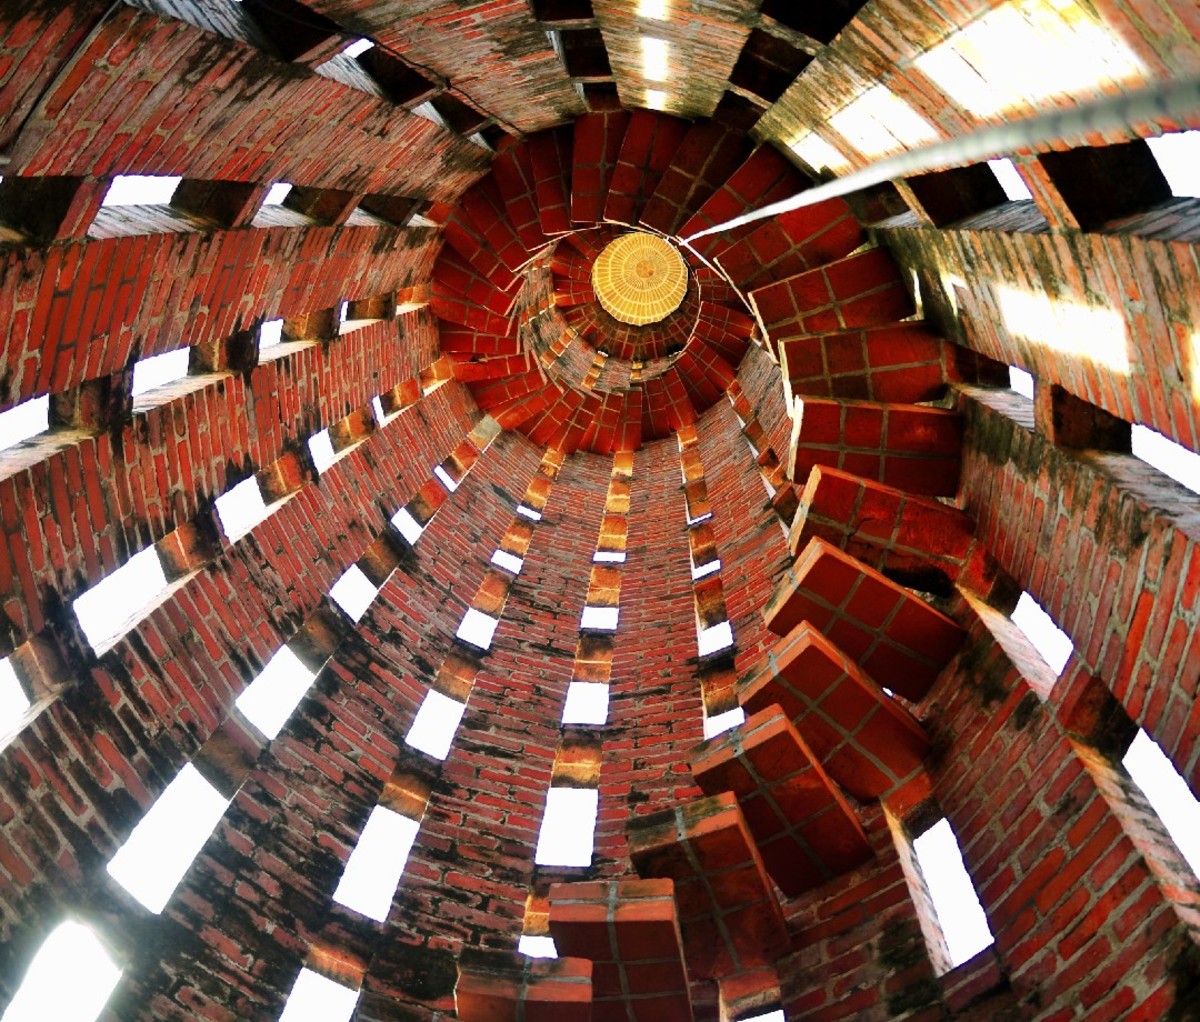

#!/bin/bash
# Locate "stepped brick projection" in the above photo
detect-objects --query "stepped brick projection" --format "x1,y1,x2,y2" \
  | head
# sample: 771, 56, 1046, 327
1, 1, 1199, 1021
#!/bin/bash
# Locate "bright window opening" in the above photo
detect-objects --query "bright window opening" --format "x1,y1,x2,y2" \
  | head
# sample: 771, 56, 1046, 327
1146, 131, 1200, 198
790, 132, 850, 174
344, 38, 375, 58
235, 645, 317, 740
516, 504, 542, 521
433, 465, 458, 492
0, 395, 49, 453
491, 549, 524, 574
277, 969, 360, 1022
1, 920, 122, 1022
263, 182, 292, 206
518, 934, 558, 958
686, 510, 713, 526
1011, 592, 1072, 675
1132, 424, 1200, 494
914, 0, 1145, 118
580, 606, 618, 631
308, 429, 337, 474
332, 805, 420, 921
829, 87, 938, 159
703, 705, 744, 740
562, 681, 609, 725
988, 158, 1034, 201
637, 0, 668, 19
391, 507, 425, 545
691, 558, 721, 581
642, 37, 669, 81
697, 620, 733, 657
0, 657, 30, 738
260, 319, 284, 348
74, 546, 169, 650
102, 174, 181, 206
371, 396, 386, 423
457, 607, 500, 650
330, 565, 377, 623
593, 550, 626, 563
1008, 366, 1035, 399
912, 818, 994, 967
405, 689, 467, 760
106, 763, 229, 913
645, 89, 668, 111
131, 348, 190, 397
215, 477, 268, 541
1123, 730, 1200, 876
534, 787, 599, 867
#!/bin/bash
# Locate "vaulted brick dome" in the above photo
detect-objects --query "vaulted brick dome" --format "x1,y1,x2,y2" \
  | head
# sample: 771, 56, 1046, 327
1, 3, 1200, 1022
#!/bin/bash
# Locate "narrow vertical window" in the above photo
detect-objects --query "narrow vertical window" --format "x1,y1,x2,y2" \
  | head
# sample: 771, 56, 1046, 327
106, 763, 230, 913
0, 657, 30, 737
2, 921, 122, 1022
405, 689, 467, 761
276, 969, 359, 1022
332, 806, 420, 921
534, 788, 599, 867
1010, 592, 1072, 675
1123, 730, 1200, 875
911, 818, 994, 967
235, 645, 317, 741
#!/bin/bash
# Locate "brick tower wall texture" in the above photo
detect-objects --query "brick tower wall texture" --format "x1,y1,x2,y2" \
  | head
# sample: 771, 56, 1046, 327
1, 0, 1200, 1021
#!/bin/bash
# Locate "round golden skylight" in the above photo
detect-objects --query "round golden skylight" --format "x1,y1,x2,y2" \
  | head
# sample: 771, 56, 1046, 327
591, 232, 688, 326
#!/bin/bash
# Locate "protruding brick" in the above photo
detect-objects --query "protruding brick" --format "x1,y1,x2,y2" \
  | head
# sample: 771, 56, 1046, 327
455, 950, 593, 1022
691, 705, 874, 896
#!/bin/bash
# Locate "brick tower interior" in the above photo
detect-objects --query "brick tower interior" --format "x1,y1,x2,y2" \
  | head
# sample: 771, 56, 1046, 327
2, 1, 1200, 1020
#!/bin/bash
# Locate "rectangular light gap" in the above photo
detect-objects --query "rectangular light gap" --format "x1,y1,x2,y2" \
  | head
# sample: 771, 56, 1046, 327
686, 511, 713, 526
405, 688, 467, 760
691, 558, 721, 581
534, 787, 598, 867
74, 546, 169, 650
330, 565, 378, 623
1132, 423, 1200, 494
645, 88, 668, 111
457, 607, 499, 650
433, 465, 458, 492
562, 681, 609, 725
637, 0, 668, 18
308, 429, 337, 475
912, 818, 994, 967
215, 477, 268, 542
1011, 591, 1072, 675
1, 921, 122, 1022
516, 504, 542, 521
593, 550, 626, 563
131, 348, 190, 397
641, 37, 669, 81
697, 619, 733, 657
1008, 366, 1034, 399
332, 805, 420, 921
263, 182, 292, 206
102, 174, 182, 207
235, 645, 317, 741
391, 506, 425, 545
277, 968, 360, 1022
371, 396, 386, 424
1147, 131, 1200, 198
491, 549, 524, 574
344, 38, 375, 58
0, 395, 49, 453
518, 934, 558, 958
0, 656, 30, 741
703, 705, 744, 740
260, 318, 284, 348
1123, 729, 1200, 876
106, 763, 230, 913
988, 158, 1033, 201
580, 606, 618, 631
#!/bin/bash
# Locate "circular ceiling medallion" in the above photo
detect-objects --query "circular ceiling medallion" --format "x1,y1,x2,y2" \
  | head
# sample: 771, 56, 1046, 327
591, 232, 689, 326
